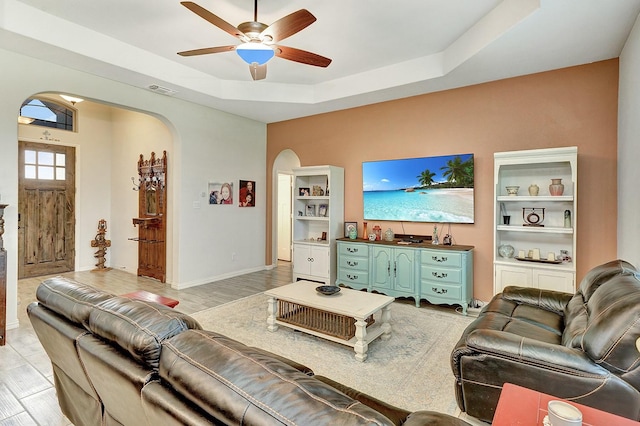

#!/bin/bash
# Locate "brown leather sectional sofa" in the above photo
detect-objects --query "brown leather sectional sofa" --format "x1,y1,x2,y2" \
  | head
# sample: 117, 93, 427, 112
28, 276, 469, 426
451, 259, 640, 423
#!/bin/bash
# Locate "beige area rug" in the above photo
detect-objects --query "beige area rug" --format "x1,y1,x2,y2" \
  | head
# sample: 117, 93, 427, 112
191, 293, 474, 415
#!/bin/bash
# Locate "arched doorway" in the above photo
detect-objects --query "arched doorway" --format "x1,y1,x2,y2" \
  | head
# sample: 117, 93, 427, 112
17, 94, 173, 279
272, 149, 300, 266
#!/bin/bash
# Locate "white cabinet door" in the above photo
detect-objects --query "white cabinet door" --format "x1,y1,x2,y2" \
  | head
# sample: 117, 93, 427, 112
494, 264, 532, 294
534, 269, 574, 293
495, 264, 575, 294
309, 245, 329, 278
292, 244, 310, 275
292, 243, 330, 283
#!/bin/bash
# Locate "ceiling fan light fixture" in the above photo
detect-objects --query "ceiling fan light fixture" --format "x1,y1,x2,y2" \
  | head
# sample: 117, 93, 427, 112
236, 43, 274, 65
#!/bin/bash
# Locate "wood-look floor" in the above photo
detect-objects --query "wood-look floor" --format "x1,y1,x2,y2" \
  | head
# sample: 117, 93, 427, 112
0, 261, 293, 425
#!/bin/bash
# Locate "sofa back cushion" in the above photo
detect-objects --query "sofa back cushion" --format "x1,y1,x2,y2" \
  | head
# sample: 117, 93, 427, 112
562, 259, 638, 348
36, 276, 114, 328
581, 273, 640, 381
88, 297, 201, 369
576, 259, 637, 302
161, 330, 396, 426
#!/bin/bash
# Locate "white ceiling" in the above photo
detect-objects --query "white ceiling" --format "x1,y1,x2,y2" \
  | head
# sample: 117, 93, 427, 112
2, 0, 639, 123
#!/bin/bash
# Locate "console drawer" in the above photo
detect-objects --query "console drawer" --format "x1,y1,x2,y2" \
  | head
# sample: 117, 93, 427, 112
339, 256, 369, 272
337, 271, 369, 286
422, 283, 462, 302
421, 266, 462, 285
421, 251, 462, 268
338, 242, 369, 258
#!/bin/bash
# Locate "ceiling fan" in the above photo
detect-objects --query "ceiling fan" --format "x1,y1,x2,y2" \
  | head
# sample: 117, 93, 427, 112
178, 1, 332, 81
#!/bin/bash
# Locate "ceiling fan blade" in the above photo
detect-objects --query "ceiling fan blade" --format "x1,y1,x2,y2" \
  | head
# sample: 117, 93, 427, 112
180, 2, 246, 40
261, 9, 316, 43
274, 45, 332, 67
250, 64, 267, 81
178, 45, 236, 57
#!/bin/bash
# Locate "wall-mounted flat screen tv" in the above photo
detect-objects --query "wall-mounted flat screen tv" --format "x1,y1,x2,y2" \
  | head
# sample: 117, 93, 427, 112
363, 153, 474, 223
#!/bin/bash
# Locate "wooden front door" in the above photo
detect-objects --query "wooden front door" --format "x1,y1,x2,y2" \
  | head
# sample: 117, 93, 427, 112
18, 142, 76, 278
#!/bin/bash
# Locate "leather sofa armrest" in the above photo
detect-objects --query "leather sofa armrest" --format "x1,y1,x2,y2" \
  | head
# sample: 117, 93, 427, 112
403, 411, 471, 425
465, 329, 609, 375
501, 286, 573, 314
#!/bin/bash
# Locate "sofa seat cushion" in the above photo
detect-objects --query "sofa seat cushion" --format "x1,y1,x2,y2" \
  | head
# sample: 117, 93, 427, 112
474, 296, 564, 345
36, 276, 114, 328
161, 330, 397, 426
88, 297, 202, 368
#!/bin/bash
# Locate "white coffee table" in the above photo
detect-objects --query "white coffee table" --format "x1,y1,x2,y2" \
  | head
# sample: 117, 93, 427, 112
265, 281, 395, 362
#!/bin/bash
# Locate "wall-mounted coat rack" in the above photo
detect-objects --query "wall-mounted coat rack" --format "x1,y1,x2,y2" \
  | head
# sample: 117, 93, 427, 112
130, 151, 167, 282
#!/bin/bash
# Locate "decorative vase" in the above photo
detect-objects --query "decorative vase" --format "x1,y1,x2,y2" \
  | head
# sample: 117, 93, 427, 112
362, 222, 368, 240
564, 210, 572, 228
384, 228, 394, 242
528, 184, 539, 196
549, 178, 564, 196
348, 228, 358, 239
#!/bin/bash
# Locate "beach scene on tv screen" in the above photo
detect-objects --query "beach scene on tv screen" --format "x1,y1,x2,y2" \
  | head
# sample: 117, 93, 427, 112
363, 154, 474, 223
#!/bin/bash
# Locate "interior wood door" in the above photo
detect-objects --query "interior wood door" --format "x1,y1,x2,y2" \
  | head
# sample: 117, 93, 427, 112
18, 142, 76, 278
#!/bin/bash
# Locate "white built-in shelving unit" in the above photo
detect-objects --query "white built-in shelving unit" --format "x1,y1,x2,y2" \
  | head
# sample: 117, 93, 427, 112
493, 147, 577, 294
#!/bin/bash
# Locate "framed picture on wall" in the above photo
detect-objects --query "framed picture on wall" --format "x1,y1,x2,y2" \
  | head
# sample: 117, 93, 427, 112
239, 180, 255, 207
208, 182, 233, 205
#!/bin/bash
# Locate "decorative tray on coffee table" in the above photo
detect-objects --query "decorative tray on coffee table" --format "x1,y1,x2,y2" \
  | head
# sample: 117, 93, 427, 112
316, 286, 341, 296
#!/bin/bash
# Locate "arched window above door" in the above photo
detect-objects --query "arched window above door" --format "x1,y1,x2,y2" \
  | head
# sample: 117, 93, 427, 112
19, 97, 76, 131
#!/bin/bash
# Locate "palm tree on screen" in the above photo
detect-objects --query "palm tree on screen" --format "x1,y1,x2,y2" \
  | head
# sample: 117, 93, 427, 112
441, 156, 474, 187
417, 170, 436, 187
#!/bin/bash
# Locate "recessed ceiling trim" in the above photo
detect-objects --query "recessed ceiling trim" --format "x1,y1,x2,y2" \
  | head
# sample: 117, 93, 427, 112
443, 0, 540, 73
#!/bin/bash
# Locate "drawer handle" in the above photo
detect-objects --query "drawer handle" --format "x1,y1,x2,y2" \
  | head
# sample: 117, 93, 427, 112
347, 247, 359, 253
432, 272, 448, 279
432, 287, 448, 294
347, 260, 359, 267
432, 256, 448, 263
347, 274, 359, 280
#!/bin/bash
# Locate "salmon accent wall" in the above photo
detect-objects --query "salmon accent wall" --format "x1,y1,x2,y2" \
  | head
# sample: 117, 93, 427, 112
266, 60, 618, 302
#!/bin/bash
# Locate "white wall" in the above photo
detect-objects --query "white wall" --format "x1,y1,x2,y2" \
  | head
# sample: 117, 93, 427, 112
618, 15, 640, 268
1, 48, 267, 328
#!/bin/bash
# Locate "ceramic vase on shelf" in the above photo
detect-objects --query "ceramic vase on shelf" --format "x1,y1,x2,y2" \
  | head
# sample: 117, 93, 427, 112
348, 227, 358, 240
384, 228, 394, 242
549, 178, 564, 196
528, 184, 539, 196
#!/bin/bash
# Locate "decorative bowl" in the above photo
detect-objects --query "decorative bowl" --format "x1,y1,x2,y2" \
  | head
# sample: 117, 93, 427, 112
498, 244, 515, 258
316, 285, 341, 296
505, 186, 520, 196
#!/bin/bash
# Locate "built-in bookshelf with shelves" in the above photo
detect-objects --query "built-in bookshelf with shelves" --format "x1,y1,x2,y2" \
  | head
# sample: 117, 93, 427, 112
493, 147, 577, 294
292, 165, 344, 285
